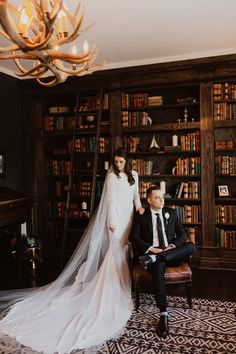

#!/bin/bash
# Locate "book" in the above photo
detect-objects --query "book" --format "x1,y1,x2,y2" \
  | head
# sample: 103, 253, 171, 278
177, 182, 184, 198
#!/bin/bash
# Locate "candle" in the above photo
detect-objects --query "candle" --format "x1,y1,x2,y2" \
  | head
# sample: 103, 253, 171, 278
104, 161, 109, 170
21, 222, 27, 235
172, 135, 178, 147
82, 202, 87, 210
160, 180, 166, 195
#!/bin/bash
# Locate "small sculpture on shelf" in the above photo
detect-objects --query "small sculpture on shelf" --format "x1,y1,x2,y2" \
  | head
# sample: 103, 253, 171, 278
184, 107, 188, 122
141, 112, 152, 126
149, 134, 160, 151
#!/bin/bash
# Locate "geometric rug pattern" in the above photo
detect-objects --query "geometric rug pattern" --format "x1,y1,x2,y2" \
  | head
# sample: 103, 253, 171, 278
97, 295, 236, 354
0, 295, 235, 354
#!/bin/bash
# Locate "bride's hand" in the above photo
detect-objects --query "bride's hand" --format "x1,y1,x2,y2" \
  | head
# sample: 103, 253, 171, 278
109, 224, 116, 233
136, 207, 145, 215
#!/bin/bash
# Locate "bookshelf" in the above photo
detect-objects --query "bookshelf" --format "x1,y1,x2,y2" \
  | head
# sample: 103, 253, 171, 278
121, 85, 202, 245
213, 82, 236, 249
21, 54, 236, 270
39, 90, 111, 260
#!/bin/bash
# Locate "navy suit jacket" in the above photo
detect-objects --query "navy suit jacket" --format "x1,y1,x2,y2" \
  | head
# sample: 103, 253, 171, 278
129, 206, 187, 257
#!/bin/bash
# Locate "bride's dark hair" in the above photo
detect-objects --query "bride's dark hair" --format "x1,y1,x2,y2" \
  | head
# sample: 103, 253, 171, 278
112, 148, 135, 185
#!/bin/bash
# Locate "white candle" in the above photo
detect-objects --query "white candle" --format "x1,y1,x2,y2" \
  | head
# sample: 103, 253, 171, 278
82, 202, 87, 210
21, 222, 27, 235
104, 161, 109, 170
160, 181, 166, 195
172, 135, 178, 147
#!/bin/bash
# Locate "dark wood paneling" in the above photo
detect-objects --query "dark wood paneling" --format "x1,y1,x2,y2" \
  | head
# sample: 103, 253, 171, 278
200, 82, 215, 247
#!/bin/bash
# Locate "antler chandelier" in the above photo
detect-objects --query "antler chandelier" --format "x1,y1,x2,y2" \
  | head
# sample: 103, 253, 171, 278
0, 1, 102, 86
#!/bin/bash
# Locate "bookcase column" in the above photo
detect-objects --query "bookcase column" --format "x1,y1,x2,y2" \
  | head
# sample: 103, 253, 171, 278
200, 82, 215, 246
109, 90, 122, 152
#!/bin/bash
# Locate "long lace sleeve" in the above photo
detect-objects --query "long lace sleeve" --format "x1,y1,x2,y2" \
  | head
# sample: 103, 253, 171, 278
106, 172, 118, 227
133, 170, 142, 209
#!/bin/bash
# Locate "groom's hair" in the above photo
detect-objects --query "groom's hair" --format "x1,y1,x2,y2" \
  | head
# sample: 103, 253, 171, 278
146, 185, 161, 198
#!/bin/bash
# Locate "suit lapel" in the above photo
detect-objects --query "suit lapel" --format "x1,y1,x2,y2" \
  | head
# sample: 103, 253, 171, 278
145, 208, 153, 243
162, 207, 169, 240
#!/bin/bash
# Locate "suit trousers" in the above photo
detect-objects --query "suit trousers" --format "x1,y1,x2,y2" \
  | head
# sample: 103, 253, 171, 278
148, 242, 196, 311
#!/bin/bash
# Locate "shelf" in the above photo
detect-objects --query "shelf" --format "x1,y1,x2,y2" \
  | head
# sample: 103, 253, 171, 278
127, 150, 200, 156
214, 120, 236, 128
44, 127, 110, 136
122, 102, 199, 111
215, 223, 236, 227
122, 121, 200, 133
215, 148, 236, 155
215, 198, 236, 203
215, 174, 236, 177
139, 174, 201, 179
165, 198, 201, 203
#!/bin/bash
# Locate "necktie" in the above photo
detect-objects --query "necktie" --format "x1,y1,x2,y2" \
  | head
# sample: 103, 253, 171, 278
155, 213, 165, 249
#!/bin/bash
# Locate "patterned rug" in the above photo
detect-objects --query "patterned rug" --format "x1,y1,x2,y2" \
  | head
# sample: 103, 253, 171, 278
0, 295, 235, 354
98, 295, 236, 354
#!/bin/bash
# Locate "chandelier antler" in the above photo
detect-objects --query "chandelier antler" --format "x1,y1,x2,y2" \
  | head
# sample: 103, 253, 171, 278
0, 1, 103, 86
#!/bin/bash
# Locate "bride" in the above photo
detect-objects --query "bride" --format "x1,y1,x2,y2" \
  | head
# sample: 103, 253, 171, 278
0, 148, 143, 354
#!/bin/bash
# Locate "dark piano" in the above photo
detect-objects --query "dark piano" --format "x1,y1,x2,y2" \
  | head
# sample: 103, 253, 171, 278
0, 187, 32, 289
0, 187, 31, 229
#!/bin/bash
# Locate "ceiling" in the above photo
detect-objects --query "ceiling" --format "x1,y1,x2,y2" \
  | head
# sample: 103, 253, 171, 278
1, 0, 236, 79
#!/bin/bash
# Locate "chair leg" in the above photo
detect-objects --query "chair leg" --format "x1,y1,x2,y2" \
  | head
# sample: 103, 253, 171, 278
134, 283, 140, 311
186, 281, 192, 308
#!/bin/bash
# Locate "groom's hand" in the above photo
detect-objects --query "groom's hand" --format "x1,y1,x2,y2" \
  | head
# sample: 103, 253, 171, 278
150, 247, 163, 254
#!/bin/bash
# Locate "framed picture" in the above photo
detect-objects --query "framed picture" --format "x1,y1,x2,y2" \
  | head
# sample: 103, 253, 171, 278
218, 185, 229, 197
0, 151, 5, 177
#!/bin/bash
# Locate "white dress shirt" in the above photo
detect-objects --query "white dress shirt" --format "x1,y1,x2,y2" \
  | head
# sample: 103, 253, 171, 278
146, 208, 169, 258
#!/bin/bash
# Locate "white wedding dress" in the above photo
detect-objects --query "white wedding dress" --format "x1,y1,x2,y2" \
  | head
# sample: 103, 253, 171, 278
0, 169, 141, 354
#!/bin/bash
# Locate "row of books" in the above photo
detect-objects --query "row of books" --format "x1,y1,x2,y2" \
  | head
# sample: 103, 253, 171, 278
185, 227, 201, 245
49, 138, 109, 156
45, 116, 75, 131
77, 93, 109, 111
178, 131, 200, 151
138, 181, 153, 198
213, 103, 236, 121
121, 92, 149, 109
215, 155, 236, 175
48, 180, 104, 199
122, 111, 151, 127
176, 205, 201, 223
46, 160, 71, 176
121, 92, 164, 109
215, 205, 236, 224
175, 157, 201, 175
130, 159, 154, 176
175, 181, 200, 199
213, 83, 236, 101
215, 140, 233, 150
215, 228, 236, 248
123, 136, 140, 152
68, 137, 110, 153
48, 201, 80, 219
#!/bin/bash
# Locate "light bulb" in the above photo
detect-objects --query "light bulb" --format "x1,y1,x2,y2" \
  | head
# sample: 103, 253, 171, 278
83, 40, 89, 53
21, 8, 29, 25
72, 45, 77, 55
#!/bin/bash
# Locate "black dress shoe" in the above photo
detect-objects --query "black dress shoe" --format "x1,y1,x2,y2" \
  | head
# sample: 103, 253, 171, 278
139, 255, 154, 270
156, 315, 169, 338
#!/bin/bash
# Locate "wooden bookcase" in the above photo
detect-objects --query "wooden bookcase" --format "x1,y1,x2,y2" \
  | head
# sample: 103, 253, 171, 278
121, 84, 202, 245
31, 89, 111, 262
20, 55, 236, 270
213, 81, 236, 249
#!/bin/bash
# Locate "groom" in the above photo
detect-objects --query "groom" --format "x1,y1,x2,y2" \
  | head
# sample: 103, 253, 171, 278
129, 185, 196, 338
